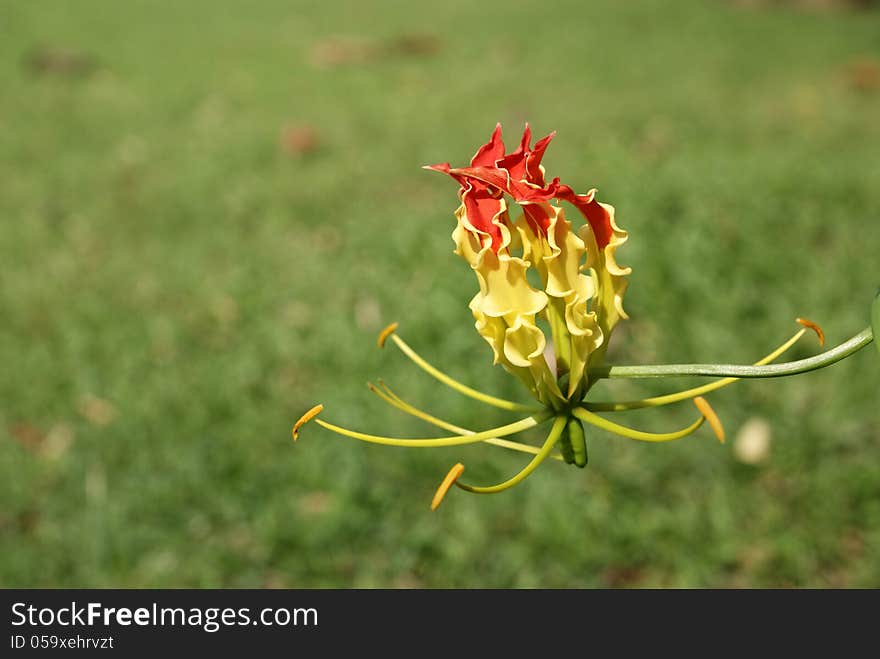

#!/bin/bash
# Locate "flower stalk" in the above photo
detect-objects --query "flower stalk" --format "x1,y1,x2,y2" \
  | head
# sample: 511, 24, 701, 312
873, 289, 880, 356
588, 327, 872, 381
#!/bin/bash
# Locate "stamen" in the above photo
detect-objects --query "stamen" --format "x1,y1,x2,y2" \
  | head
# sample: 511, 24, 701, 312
292, 404, 324, 441
796, 317, 825, 347
377, 322, 399, 348
367, 380, 459, 430
368, 381, 564, 461
387, 333, 539, 413
585, 328, 808, 412
572, 406, 704, 443
431, 463, 465, 510
693, 396, 725, 443
312, 410, 553, 448
454, 416, 568, 494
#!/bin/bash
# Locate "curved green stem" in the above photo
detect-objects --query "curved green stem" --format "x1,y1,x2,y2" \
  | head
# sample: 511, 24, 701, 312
454, 416, 567, 494
873, 291, 880, 356
588, 327, 873, 380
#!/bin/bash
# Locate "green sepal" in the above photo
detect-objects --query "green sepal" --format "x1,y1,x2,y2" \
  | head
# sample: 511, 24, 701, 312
558, 429, 575, 464
566, 416, 588, 468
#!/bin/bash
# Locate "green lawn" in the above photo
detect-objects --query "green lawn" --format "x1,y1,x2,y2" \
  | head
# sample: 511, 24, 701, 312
1, 0, 878, 588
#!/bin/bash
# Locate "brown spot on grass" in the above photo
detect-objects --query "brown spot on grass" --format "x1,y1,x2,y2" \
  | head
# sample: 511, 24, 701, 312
280, 124, 321, 156
844, 56, 880, 93
24, 46, 99, 78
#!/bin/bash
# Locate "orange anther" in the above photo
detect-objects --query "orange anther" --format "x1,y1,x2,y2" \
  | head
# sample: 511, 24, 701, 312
292, 404, 324, 441
377, 322, 399, 348
430, 463, 465, 511
693, 397, 725, 443
795, 317, 825, 347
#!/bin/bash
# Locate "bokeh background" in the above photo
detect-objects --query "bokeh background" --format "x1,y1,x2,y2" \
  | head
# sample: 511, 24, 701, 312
1, 0, 878, 588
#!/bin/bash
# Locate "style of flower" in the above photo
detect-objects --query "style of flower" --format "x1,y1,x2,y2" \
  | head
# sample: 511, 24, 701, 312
293, 124, 877, 509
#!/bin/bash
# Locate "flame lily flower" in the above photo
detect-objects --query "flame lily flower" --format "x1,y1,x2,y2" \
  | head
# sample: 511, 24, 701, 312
293, 124, 877, 509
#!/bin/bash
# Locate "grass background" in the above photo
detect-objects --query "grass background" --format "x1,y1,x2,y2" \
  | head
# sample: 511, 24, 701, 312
1, 0, 878, 587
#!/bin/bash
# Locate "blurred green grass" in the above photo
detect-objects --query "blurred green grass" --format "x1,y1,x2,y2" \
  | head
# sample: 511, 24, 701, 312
1, 0, 878, 587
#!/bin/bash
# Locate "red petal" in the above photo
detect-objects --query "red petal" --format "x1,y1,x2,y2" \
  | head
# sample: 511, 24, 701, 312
447, 165, 510, 192
524, 132, 555, 186
461, 183, 505, 252
424, 162, 476, 193
448, 166, 558, 204
555, 185, 612, 249
521, 202, 553, 236
427, 125, 612, 250
495, 125, 555, 188
470, 123, 506, 167
495, 124, 531, 182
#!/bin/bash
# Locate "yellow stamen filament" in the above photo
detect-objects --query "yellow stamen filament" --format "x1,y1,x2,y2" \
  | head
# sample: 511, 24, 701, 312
367, 381, 564, 460
454, 416, 568, 494
693, 396, 725, 443
572, 406, 704, 443
585, 328, 809, 412
377, 322, 399, 348
388, 333, 539, 413
292, 404, 323, 441
796, 317, 825, 347
312, 410, 553, 448
431, 463, 465, 510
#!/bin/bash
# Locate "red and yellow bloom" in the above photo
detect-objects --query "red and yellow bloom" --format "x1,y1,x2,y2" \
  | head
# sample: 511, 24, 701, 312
426, 124, 629, 404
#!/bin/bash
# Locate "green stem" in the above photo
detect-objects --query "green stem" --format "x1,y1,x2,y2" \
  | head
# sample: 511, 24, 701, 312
585, 328, 805, 411
873, 290, 880, 357
588, 327, 873, 380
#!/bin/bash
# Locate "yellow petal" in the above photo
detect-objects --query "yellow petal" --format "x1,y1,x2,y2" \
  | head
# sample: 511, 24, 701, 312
580, 202, 631, 369
503, 316, 546, 367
